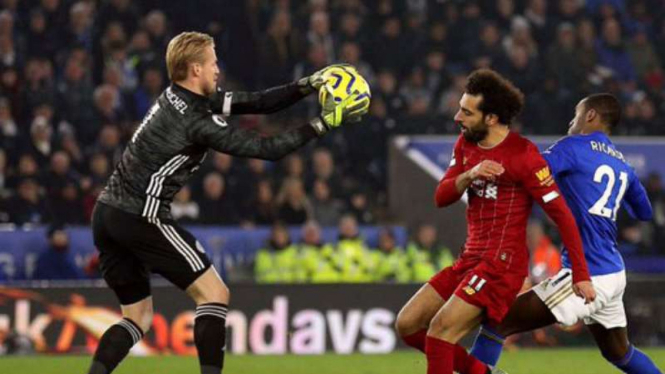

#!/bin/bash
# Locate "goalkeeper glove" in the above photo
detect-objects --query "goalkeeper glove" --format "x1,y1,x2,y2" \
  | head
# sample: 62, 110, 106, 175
310, 86, 368, 135
298, 63, 356, 93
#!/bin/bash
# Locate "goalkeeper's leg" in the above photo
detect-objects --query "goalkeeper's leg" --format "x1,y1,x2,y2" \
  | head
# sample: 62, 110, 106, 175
88, 292, 153, 374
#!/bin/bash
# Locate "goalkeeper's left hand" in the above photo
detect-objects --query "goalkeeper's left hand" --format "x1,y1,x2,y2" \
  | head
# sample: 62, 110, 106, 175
298, 63, 354, 93
309, 87, 369, 135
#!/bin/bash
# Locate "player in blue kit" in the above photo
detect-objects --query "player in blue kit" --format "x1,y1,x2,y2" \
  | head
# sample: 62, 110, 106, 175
462, 94, 662, 374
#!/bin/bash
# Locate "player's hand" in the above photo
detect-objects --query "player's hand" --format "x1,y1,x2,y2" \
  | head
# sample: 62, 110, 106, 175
573, 280, 596, 304
320, 88, 367, 129
468, 160, 505, 181
298, 63, 355, 92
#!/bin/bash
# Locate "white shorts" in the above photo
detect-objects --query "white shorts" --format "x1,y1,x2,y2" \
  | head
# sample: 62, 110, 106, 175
532, 268, 627, 329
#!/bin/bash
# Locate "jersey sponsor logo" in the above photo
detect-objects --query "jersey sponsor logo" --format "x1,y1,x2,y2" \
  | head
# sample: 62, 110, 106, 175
212, 114, 228, 127
166, 87, 188, 114
535, 166, 555, 186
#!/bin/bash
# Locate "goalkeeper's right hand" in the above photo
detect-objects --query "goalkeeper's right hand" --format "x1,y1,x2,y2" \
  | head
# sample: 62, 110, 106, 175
309, 87, 368, 135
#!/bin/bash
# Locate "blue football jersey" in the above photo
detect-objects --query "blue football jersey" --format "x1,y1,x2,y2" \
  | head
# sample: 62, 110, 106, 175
542, 131, 653, 276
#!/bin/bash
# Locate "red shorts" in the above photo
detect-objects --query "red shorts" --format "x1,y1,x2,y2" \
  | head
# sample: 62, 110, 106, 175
428, 257, 526, 324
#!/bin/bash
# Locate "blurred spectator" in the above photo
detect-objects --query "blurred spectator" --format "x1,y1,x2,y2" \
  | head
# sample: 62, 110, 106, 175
576, 18, 599, 76
336, 12, 365, 48
371, 16, 406, 73
44, 151, 85, 224
25, 9, 59, 59
627, 27, 662, 84
596, 18, 636, 84
66, 1, 94, 51
503, 16, 539, 59
311, 179, 343, 226
524, 0, 555, 47
276, 177, 312, 224
0, 98, 17, 158
371, 227, 409, 282
299, 221, 340, 283
502, 44, 540, 95
21, 58, 56, 120
556, 0, 583, 24
406, 224, 454, 282
4, 178, 49, 225
527, 220, 562, 283
90, 124, 123, 166
247, 179, 277, 225
546, 23, 586, 94
0, 148, 6, 196
469, 21, 504, 69
308, 147, 342, 197
23, 113, 54, 168
171, 186, 199, 224
260, 10, 303, 87
347, 189, 375, 224
254, 223, 301, 283
132, 66, 163, 119
197, 172, 237, 225
306, 11, 334, 63
336, 214, 371, 282
57, 54, 95, 134
375, 70, 407, 119
492, 0, 516, 31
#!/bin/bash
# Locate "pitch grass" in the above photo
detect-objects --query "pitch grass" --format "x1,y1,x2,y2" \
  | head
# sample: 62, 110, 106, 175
1, 348, 664, 373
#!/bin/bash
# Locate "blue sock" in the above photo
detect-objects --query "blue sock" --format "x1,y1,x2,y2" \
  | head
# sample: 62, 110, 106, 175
611, 345, 662, 374
470, 325, 506, 367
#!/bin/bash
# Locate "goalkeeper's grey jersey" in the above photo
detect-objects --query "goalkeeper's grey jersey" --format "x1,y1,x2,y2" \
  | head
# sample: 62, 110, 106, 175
98, 82, 317, 221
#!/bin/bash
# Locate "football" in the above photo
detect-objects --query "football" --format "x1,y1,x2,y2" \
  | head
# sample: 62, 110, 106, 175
318, 65, 371, 109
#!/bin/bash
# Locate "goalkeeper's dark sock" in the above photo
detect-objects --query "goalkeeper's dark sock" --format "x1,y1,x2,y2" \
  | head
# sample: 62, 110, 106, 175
88, 318, 144, 374
610, 345, 663, 374
402, 329, 427, 353
469, 325, 505, 367
195, 303, 228, 374
453, 344, 491, 374
425, 335, 454, 374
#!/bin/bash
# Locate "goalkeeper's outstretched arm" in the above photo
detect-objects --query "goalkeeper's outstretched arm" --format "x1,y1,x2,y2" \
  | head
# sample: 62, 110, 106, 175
209, 81, 312, 116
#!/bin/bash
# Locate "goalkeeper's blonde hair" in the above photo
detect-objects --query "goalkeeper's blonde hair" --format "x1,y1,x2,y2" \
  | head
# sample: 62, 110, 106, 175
166, 31, 215, 82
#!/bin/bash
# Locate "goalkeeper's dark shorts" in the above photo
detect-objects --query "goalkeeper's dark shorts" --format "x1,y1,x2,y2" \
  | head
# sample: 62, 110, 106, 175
92, 202, 211, 305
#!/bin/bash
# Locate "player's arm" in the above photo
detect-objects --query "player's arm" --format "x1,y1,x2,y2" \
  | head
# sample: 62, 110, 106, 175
623, 172, 653, 221
210, 64, 348, 115
521, 144, 595, 300
434, 137, 505, 207
191, 91, 365, 161
209, 83, 309, 116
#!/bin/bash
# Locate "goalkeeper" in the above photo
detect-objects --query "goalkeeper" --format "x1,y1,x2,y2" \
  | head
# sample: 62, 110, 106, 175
88, 31, 368, 374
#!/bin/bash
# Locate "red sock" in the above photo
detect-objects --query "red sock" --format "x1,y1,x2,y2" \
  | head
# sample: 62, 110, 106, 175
403, 329, 427, 353
454, 344, 490, 374
425, 336, 454, 374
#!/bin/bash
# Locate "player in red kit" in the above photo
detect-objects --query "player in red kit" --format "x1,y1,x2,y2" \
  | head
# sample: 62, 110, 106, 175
394, 69, 596, 374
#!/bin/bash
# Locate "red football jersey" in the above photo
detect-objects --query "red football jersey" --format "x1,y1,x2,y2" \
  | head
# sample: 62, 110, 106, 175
435, 132, 589, 282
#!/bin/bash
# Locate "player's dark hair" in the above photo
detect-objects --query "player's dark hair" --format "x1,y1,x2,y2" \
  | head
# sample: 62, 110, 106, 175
583, 93, 621, 129
465, 69, 525, 125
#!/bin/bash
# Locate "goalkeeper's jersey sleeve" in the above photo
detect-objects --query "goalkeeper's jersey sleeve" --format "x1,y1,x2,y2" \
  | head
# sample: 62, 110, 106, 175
98, 83, 317, 221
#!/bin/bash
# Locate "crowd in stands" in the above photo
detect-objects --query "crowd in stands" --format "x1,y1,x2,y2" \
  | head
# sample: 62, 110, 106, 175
254, 218, 455, 283
0, 0, 664, 278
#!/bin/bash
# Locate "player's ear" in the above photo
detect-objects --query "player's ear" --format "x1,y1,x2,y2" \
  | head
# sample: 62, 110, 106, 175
484, 113, 499, 126
586, 108, 597, 123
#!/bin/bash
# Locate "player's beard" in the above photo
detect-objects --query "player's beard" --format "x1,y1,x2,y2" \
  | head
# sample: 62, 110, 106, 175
461, 120, 489, 143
